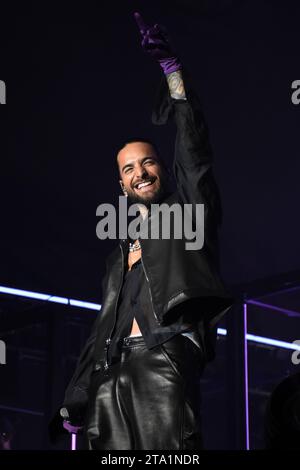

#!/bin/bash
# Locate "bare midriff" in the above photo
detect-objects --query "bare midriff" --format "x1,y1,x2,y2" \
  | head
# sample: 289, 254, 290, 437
128, 243, 142, 336
130, 317, 142, 335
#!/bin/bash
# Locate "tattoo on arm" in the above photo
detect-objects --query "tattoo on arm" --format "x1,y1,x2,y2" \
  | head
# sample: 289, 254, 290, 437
166, 70, 186, 100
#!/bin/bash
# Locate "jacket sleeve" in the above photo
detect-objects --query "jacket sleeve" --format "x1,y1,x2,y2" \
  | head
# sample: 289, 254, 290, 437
48, 314, 100, 442
152, 71, 223, 230
49, 271, 109, 442
61, 314, 99, 419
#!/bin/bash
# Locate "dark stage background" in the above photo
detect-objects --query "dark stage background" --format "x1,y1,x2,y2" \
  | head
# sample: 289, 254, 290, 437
1, 0, 300, 300
0, 0, 300, 451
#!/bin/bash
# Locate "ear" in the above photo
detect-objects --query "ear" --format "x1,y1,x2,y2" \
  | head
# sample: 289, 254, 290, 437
119, 180, 128, 196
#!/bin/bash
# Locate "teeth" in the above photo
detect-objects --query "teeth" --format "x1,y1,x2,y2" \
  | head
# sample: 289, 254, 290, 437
137, 181, 152, 189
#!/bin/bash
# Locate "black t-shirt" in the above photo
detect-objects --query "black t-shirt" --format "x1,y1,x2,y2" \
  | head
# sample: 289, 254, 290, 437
107, 257, 202, 366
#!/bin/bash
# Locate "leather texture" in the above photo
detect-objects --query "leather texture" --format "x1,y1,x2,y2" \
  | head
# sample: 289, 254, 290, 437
85, 334, 204, 450
49, 74, 234, 440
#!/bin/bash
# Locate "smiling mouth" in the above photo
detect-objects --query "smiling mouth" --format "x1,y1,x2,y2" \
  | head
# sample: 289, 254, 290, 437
134, 180, 156, 192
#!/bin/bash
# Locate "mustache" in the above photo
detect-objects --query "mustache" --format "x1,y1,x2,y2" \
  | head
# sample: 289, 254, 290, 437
132, 177, 156, 189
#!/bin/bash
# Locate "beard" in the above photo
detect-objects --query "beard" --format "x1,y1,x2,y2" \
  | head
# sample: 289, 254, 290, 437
126, 179, 168, 209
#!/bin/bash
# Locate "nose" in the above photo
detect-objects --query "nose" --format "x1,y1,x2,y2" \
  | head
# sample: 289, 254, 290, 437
135, 164, 148, 179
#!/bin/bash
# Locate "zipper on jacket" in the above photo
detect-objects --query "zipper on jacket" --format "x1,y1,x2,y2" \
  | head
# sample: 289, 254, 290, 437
104, 243, 125, 371
140, 239, 162, 326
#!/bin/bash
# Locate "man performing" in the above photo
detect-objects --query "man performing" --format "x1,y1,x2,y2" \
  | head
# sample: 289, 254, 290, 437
55, 12, 233, 450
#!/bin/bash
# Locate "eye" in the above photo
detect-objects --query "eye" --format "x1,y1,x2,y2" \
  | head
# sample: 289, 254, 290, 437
124, 167, 133, 174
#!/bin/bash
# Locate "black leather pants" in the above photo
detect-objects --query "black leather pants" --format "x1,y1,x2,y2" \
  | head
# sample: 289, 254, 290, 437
85, 334, 205, 450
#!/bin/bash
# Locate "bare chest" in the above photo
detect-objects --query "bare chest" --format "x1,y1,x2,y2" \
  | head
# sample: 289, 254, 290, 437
127, 249, 141, 271
127, 240, 142, 271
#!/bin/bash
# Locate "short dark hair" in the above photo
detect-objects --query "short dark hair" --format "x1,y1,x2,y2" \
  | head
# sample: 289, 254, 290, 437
116, 137, 167, 176
120, 137, 160, 155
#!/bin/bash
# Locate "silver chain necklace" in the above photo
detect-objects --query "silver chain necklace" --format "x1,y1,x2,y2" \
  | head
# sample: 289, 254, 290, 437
129, 240, 141, 252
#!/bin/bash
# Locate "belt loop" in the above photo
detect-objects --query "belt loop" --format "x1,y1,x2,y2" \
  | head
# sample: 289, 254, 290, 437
123, 337, 131, 346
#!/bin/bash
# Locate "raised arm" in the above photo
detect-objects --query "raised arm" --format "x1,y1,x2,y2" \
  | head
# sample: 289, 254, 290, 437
134, 12, 186, 100
166, 70, 186, 100
134, 12, 222, 228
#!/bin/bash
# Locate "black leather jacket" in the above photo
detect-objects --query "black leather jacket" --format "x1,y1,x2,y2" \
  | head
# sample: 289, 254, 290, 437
54, 76, 234, 430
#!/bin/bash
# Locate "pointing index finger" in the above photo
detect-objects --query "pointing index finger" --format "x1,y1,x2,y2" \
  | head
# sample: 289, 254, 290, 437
134, 12, 148, 34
